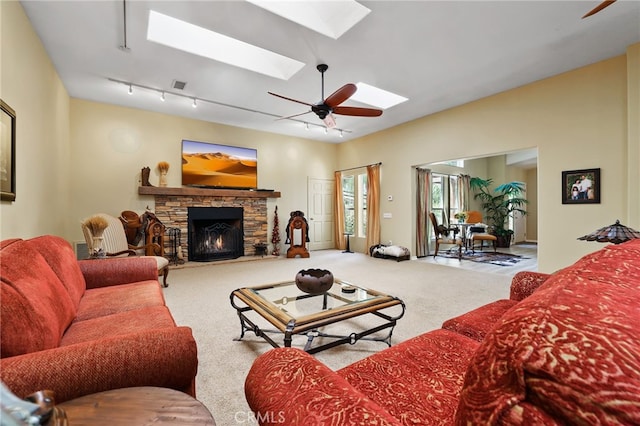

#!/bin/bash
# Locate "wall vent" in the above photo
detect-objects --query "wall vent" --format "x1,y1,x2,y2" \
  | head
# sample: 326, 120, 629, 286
172, 80, 187, 90
74, 241, 89, 260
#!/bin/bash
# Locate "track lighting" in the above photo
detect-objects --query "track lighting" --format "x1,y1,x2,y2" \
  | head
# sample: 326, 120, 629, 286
109, 78, 351, 136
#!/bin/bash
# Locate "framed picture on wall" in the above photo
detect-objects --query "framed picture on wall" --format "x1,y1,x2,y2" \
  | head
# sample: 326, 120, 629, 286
1, 99, 16, 202
562, 168, 600, 204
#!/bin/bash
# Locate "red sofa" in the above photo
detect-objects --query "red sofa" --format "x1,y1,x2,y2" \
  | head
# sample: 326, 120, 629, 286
244, 239, 640, 425
0, 235, 198, 403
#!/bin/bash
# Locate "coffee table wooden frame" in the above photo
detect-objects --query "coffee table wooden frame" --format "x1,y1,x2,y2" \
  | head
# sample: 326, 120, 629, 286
230, 280, 405, 354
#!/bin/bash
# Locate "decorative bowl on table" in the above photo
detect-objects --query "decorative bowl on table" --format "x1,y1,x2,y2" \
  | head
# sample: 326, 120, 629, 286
295, 269, 334, 294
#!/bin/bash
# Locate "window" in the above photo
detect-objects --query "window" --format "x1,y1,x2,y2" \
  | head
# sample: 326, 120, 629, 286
342, 171, 368, 237
431, 173, 462, 226
357, 173, 368, 237
342, 175, 355, 234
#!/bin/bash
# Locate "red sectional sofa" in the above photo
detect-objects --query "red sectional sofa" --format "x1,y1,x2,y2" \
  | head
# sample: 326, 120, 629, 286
0, 235, 198, 403
244, 239, 640, 425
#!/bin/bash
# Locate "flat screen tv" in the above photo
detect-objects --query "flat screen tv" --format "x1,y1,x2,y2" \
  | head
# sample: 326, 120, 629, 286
181, 140, 257, 189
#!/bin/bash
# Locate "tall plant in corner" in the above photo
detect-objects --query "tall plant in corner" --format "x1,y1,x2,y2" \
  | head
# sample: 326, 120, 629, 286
470, 177, 528, 247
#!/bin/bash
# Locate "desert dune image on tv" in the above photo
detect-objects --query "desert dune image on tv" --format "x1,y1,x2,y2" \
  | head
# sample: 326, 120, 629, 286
182, 140, 257, 189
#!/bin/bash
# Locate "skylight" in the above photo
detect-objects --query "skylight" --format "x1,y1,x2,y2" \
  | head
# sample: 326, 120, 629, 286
146, 10, 305, 80
246, 0, 370, 39
351, 83, 408, 109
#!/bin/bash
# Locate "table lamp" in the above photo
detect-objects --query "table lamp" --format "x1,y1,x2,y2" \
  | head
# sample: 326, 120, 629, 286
577, 220, 640, 244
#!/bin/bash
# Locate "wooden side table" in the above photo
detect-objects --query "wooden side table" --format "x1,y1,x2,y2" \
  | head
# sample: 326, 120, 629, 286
58, 387, 215, 425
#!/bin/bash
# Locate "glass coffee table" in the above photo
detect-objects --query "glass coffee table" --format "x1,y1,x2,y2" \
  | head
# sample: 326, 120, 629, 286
230, 279, 405, 354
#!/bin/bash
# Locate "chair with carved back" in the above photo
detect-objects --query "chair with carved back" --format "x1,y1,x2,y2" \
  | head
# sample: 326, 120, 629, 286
286, 211, 310, 258
429, 212, 462, 260
465, 210, 497, 254
81, 213, 169, 287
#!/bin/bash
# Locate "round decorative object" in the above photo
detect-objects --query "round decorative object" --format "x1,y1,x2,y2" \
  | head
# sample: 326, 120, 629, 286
295, 269, 334, 294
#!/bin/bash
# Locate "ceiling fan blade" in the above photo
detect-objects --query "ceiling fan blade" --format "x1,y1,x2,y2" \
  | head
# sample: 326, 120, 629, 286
275, 110, 312, 121
324, 84, 357, 108
268, 92, 315, 107
333, 106, 383, 117
582, 0, 616, 18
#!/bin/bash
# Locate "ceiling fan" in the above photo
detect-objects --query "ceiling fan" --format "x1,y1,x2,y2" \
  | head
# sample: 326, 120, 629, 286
268, 64, 382, 129
582, 0, 616, 18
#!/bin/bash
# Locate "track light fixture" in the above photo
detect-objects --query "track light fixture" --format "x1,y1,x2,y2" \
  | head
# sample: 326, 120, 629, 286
108, 77, 352, 136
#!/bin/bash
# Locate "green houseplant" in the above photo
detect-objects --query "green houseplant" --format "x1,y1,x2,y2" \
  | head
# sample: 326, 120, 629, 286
469, 177, 528, 248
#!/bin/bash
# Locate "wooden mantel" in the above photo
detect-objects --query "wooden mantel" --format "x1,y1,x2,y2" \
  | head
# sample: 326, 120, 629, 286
138, 186, 281, 198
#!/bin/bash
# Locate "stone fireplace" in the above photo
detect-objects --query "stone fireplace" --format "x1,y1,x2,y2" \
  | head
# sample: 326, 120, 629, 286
140, 186, 280, 263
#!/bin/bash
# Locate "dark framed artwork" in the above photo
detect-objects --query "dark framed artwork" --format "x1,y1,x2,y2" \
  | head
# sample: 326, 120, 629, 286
562, 168, 600, 204
1, 99, 16, 202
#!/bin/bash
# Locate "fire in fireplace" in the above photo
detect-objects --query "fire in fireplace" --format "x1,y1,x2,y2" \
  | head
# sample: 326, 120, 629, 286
188, 207, 243, 261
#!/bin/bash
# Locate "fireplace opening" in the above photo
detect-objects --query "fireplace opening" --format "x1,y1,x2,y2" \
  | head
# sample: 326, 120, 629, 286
188, 207, 243, 262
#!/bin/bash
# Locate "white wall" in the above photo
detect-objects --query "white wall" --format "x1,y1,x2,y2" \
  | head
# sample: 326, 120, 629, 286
0, 1, 71, 240
68, 100, 338, 249
338, 52, 639, 272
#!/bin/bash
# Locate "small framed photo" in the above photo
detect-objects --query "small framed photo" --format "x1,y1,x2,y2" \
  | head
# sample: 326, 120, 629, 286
1, 99, 16, 202
562, 168, 600, 204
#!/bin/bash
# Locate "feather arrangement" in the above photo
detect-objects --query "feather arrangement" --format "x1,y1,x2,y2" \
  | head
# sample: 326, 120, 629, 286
83, 215, 109, 238
158, 161, 170, 186
157, 161, 170, 173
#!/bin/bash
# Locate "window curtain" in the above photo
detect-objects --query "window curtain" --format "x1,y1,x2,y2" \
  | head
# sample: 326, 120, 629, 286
333, 171, 346, 250
416, 168, 432, 257
365, 164, 381, 253
458, 174, 471, 212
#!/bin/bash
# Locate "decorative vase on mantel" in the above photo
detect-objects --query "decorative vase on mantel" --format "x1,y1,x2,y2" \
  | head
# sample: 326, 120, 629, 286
159, 171, 168, 187
157, 161, 170, 187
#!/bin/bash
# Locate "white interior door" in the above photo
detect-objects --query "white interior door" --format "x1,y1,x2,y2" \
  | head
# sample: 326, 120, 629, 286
307, 178, 334, 250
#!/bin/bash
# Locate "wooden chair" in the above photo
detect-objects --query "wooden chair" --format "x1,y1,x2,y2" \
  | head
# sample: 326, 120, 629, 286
81, 213, 169, 287
286, 211, 310, 258
429, 212, 462, 260
465, 210, 497, 254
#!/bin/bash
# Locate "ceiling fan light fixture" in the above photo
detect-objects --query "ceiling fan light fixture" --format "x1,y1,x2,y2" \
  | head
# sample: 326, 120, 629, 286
147, 10, 305, 80
323, 114, 337, 129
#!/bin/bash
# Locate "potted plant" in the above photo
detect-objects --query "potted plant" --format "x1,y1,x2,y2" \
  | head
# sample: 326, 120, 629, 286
469, 177, 527, 248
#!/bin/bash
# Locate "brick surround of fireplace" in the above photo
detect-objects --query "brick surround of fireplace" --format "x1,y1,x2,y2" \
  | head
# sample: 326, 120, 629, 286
140, 187, 280, 262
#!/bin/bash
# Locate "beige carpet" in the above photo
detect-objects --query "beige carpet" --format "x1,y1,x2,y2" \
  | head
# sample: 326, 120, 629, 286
162, 250, 514, 424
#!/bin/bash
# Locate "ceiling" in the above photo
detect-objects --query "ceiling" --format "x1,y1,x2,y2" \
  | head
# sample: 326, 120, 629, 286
21, 1, 640, 143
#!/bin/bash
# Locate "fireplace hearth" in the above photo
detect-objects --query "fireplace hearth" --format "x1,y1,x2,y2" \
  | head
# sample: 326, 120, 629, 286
188, 207, 243, 262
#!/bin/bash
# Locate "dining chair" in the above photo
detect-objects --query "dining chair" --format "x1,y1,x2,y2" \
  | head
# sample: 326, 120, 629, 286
429, 212, 462, 260
465, 210, 497, 254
